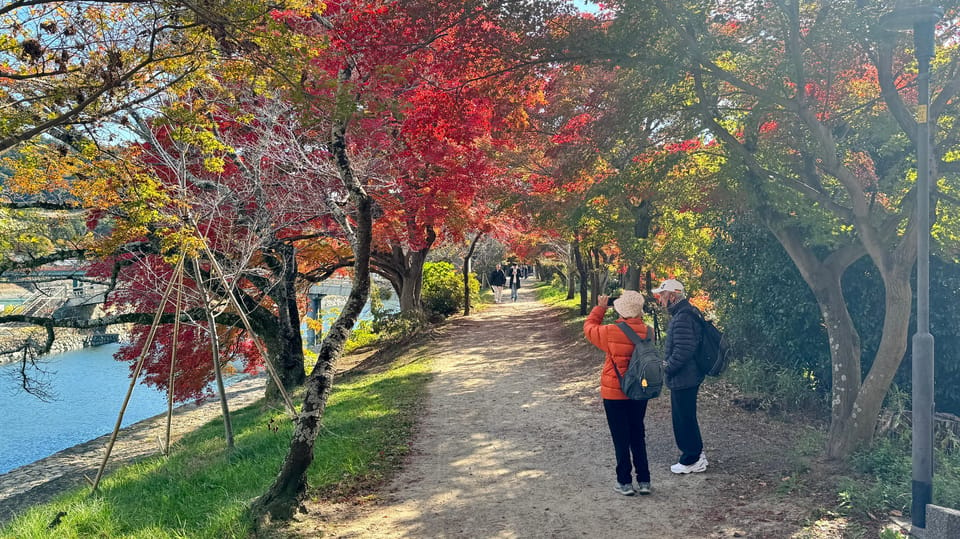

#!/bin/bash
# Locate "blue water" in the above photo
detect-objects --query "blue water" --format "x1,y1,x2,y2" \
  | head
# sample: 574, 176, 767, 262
0, 294, 395, 475
0, 344, 172, 474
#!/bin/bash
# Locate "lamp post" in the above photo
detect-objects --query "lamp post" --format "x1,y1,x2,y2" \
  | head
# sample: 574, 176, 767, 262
879, 2, 942, 531
306, 289, 326, 348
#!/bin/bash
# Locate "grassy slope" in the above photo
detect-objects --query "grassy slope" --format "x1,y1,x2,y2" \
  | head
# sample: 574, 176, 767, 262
0, 358, 432, 539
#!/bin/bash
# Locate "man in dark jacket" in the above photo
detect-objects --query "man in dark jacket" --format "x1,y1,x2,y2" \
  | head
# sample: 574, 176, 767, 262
489, 264, 507, 303
653, 278, 708, 474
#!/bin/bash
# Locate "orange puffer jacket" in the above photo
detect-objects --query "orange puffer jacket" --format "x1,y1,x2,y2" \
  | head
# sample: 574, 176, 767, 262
583, 305, 651, 400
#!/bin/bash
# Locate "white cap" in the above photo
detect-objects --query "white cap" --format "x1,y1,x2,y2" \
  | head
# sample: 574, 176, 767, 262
651, 279, 684, 295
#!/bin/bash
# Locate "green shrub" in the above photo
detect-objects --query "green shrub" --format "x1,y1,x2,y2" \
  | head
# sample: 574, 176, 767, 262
839, 434, 960, 519
369, 285, 398, 333
538, 262, 565, 284
706, 217, 833, 394
724, 356, 827, 417
345, 319, 378, 352
838, 437, 912, 517
549, 273, 564, 290
421, 261, 479, 317
372, 311, 427, 340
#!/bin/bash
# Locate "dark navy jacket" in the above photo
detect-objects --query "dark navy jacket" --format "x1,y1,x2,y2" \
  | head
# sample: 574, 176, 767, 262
508, 267, 522, 288
663, 298, 705, 390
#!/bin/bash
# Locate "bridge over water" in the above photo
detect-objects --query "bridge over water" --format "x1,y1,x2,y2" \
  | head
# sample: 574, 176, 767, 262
1, 265, 374, 348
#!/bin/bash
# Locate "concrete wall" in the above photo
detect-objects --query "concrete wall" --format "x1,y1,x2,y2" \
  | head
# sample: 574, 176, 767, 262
924, 504, 960, 538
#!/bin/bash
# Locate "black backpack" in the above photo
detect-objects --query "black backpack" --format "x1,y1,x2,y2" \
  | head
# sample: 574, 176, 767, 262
692, 309, 731, 377
613, 322, 663, 400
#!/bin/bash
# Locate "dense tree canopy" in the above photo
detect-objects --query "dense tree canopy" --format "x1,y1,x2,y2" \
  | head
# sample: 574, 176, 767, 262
6, 0, 960, 525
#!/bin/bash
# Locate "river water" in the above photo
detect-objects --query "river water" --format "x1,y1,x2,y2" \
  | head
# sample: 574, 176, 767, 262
0, 294, 399, 475
0, 344, 172, 474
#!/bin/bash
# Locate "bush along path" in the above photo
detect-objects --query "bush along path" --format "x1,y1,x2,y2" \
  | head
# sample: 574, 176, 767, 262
283, 285, 888, 538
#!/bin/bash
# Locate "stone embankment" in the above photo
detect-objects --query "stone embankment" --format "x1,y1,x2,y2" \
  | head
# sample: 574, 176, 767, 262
0, 374, 267, 523
0, 327, 125, 366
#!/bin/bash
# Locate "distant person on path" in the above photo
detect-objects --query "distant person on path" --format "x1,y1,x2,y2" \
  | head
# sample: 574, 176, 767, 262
583, 290, 653, 496
489, 264, 507, 303
652, 278, 708, 474
508, 264, 521, 302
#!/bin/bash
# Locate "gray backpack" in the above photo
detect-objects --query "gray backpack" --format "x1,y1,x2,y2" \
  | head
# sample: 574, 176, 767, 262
612, 322, 663, 400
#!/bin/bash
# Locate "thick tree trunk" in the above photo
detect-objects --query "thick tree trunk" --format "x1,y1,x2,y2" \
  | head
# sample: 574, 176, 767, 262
264, 242, 306, 401
814, 278, 863, 452
373, 228, 436, 316
770, 221, 916, 457
769, 224, 863, 453
623, 265, 641, 291
826, 260, 914, 457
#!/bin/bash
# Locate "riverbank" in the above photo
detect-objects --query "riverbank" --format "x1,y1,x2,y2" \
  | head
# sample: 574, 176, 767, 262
0, 326, 127, 366
0, 373, 267, 523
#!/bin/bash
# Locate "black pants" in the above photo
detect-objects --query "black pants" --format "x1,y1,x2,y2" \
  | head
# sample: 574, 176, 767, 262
670, 385, 703, 465
603, 399, 650, 484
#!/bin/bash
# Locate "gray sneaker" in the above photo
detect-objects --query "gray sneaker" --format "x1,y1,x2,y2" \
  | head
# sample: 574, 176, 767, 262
636, 482, 651, 495
613, 482, 636, 496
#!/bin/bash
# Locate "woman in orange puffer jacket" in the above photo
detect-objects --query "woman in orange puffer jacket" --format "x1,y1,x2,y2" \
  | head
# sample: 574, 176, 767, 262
583, 290, 652, 496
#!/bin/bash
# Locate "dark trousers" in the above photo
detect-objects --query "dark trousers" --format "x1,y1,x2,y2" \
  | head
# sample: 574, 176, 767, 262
670, 385, 703, 465
603, 399, 650, 484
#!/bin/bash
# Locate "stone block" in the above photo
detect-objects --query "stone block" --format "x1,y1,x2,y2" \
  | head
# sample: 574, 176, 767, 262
923, 504, 960, 538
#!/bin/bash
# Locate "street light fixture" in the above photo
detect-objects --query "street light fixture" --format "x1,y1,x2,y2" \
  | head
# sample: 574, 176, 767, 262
306, 289, 326, 347
879, 1, 943, 532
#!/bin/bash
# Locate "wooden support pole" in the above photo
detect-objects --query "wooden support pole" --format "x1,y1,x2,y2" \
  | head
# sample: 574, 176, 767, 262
91, 257, 184, 493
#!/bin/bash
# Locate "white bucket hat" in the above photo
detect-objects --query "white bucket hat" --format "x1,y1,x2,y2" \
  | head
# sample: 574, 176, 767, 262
613, 290, 645, 319
651, 279, 684, 295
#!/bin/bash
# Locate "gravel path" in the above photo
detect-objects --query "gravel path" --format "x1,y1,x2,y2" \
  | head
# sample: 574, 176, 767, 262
285, 286, 820, 538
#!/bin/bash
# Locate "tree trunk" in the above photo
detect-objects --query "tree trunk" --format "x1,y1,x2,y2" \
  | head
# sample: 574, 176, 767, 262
573, 238, 588, 315
373, 228, 436, 316
263, 242, 306, 401
827, 259, 914, 457
769, 221, 916, 457
623, 265, 641, 291
463, 231, 483, 316
250, 62, 373, 526
566, 241, 577, 300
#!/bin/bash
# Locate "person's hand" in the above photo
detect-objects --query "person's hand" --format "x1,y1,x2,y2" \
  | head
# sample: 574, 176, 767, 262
597, 295, 611, 309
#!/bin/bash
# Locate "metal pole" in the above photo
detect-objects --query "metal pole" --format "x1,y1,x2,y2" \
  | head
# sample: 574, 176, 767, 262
911, 13, 937, 530
305, 292, 318, 347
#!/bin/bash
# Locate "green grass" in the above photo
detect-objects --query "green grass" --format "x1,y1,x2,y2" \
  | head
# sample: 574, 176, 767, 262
533, 282, 590, 333
0, 359, 432, 539
837, 434, 960, 520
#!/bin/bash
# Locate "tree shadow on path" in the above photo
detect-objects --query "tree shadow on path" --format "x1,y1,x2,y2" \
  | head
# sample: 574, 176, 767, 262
288, 285, 855, 539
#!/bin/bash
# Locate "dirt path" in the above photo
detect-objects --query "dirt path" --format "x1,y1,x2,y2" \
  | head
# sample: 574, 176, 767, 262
286, 286, 842, 538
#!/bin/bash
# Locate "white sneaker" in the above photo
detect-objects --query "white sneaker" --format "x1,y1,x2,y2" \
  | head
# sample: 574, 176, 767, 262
670, 455, 708, 474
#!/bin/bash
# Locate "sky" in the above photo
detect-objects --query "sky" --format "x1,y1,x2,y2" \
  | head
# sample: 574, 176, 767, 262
573, 0, 600, 14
